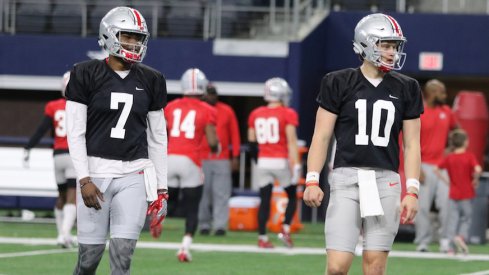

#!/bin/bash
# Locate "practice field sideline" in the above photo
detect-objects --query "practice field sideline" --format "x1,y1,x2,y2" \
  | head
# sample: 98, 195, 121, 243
1, 218, 489, 274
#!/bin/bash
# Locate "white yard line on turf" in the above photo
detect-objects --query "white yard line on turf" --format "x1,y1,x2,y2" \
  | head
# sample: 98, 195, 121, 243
0, 248, 76, 258
0, 237, 488, 261
460, 271, 489, 275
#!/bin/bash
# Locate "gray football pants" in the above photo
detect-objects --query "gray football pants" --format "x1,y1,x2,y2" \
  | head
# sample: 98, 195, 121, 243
414, 163, 449, 246
198, 160, 232, 231
325, 167, 401, 253
74, 173, 146, 274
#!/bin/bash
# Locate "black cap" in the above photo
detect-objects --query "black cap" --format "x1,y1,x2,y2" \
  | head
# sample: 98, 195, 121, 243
206, 83, 217, 95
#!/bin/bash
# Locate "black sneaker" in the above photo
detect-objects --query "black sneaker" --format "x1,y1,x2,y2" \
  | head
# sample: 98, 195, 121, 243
215, 229, 226, 236
200, 229, 210, 236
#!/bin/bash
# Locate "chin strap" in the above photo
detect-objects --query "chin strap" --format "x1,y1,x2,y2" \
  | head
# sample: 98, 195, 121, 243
378, 65, 391, 73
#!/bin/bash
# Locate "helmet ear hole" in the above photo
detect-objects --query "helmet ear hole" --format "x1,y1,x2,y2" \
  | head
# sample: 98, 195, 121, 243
353, 42, 363, 55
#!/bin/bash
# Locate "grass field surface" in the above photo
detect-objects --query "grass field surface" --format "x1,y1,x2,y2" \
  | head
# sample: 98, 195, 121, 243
1, 218, 489, 274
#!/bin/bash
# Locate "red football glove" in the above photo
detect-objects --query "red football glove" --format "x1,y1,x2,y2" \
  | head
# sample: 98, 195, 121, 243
147, 193, 169, 239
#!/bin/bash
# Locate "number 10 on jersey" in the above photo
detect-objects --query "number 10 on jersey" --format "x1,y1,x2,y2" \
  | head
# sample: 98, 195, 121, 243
355, 99, 395, 147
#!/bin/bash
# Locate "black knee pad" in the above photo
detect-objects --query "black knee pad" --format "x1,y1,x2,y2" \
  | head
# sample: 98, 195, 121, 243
66, 178, 77, 189
57, 183, 68, 192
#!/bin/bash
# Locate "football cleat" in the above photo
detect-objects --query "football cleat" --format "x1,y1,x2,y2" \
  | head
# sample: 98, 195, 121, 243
58, 235, 77, 249
258, 239, 274, 249
56, 235, 65, 246
416, 244, 429, 252
177, 249, 192, 262
277, 230, 293, 248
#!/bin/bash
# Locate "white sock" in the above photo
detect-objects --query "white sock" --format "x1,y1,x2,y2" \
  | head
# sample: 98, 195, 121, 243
182, 235, 193, 251
282, 224, 290, 234
62, 204, 76, 239
259, 235, 269, 242
54, 207, 63, 236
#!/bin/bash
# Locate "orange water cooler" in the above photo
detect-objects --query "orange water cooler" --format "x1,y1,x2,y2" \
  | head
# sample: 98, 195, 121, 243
228, 196, 260, 231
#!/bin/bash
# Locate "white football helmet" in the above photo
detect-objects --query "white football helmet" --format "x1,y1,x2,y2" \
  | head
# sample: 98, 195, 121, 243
180, 68, 208, 95
353, 13, 406, 72
61, 71, 70, 98
98, 6, 150, 63
264, 77, 292, 106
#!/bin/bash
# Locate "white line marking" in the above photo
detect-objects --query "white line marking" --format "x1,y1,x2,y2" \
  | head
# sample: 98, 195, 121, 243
0, 248, 76, 259
0, 237, 488, 261
460, 270, 489, 275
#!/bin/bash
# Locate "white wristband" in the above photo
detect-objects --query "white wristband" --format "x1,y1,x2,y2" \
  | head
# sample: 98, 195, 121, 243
406, 178, 420, 191
306, 171, 320, 183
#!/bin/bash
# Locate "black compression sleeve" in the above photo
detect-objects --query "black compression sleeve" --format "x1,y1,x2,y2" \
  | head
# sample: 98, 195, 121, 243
25, 116, 52, 149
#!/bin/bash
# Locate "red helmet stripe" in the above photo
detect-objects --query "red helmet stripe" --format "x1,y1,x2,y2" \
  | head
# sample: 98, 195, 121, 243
191, 69, 196, 91
386, 15, 402, 36
132, 8, 143, 30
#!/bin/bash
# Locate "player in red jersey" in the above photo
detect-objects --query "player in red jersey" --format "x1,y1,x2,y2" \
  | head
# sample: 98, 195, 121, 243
24, 71, 77, 248
165, 68, 219, 262
415, 79, 458, 253
436, 129, 481, 254
198, 83, 241, 236
248, 77, 301, 248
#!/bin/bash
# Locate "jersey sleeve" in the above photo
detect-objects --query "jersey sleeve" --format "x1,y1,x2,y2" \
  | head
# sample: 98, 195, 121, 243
316, 73, 341, 114
438, 156, 447, 169
403, 79, 424, 119
470, 153, 480, 167
44, 101, 54, 118
149, 73, 167, 111
65, 65, 89, 105
285, 108, 299, 126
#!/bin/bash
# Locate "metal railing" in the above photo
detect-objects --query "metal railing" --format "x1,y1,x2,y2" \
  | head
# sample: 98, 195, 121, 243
1, 0, 329, 41
4, 1, 488, 40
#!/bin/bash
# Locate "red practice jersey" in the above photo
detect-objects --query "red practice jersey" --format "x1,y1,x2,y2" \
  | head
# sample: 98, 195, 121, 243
439, 152, 479, 200
200, 102, 241, 160
420, 104, 457, 165
45, 98, 68, 150
166, 97, 216, 166
248, 106, 298, 159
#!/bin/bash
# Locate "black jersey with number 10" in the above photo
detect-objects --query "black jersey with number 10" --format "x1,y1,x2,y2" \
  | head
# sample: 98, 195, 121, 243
66, 59, 167, 161
317, 68, 423, 172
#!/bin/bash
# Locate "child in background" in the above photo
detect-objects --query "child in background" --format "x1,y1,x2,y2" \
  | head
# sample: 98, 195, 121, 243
435, 129, 482, 255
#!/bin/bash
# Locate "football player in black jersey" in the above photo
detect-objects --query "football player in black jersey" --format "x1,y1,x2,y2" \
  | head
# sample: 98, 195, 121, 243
304, 14, 423, 274
65, 7, 168, 275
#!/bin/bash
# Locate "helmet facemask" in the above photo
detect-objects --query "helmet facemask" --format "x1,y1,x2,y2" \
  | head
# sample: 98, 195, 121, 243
368, 37, 406, 72
115, 31, 148, 63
